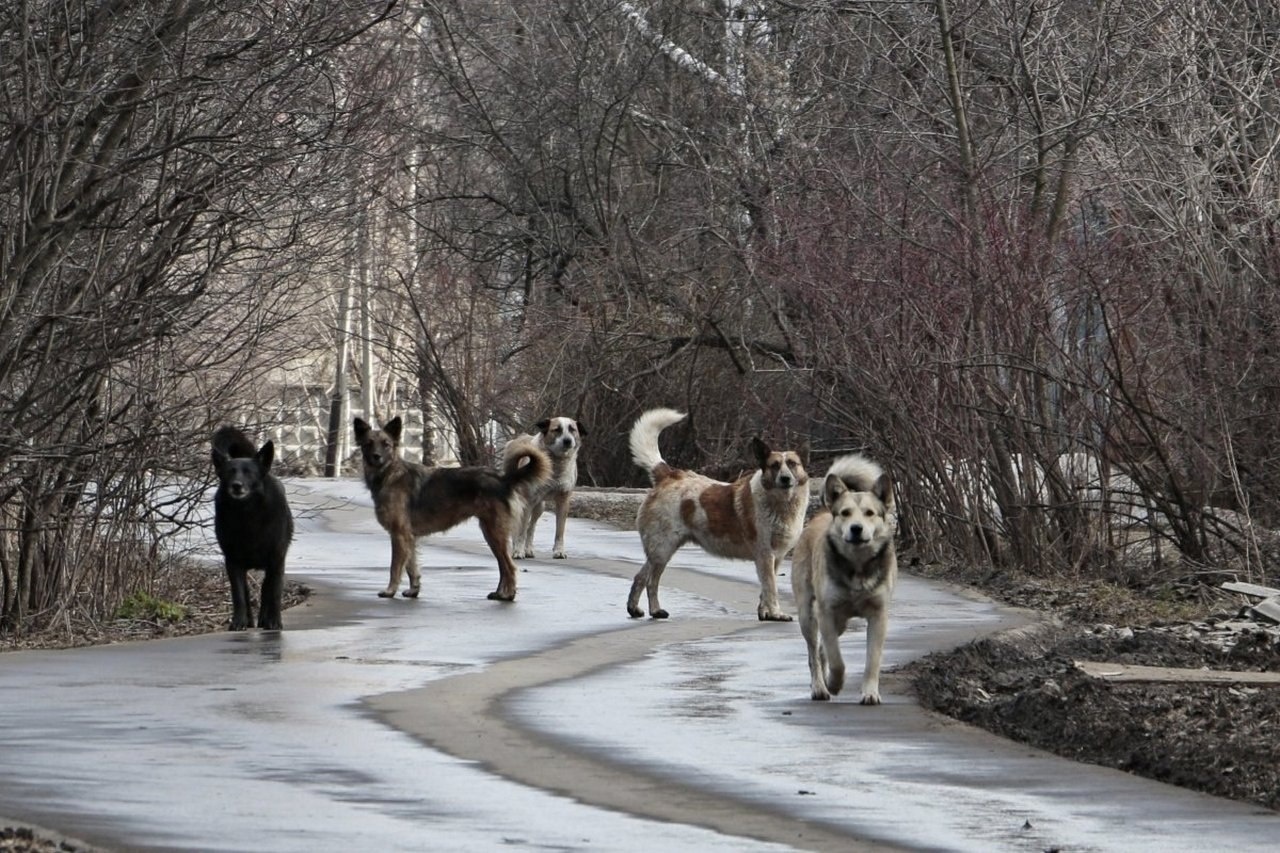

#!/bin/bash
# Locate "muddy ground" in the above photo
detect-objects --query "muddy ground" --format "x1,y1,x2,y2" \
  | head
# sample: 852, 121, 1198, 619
3, 488, 1278, 850
906, 617, 1280, 812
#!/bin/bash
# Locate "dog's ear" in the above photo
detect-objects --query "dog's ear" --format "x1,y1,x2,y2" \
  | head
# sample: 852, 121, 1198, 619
353, 418, 371, 441
575, 420, 588, 436
211, 447, 228, 469
823, 472, 849, 509
385, 416, 403, 442
796, 439, 810, 468
257, 440, 275, 474
873, 472, 894, 509
750, 436, 771, 468
535, 418, 551, 434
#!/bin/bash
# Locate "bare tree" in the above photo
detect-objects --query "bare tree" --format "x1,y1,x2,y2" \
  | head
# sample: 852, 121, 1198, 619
0, 0, 398, 635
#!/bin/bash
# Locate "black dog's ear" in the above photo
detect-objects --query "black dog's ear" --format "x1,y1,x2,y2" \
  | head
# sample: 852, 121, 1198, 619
535, 418, 551, 433
384, 416, 403, 442
211, 447, 228, 469
353, 418, 371, 441
575, 420, 588, 436
257, 440, 275, 474
750, 436, 771, 468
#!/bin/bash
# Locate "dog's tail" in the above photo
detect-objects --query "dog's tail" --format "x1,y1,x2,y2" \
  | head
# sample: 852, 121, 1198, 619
501, 437, 552, 495
826, 453, 893, 509
629, 408, 686, 481
212, 425, 256, 461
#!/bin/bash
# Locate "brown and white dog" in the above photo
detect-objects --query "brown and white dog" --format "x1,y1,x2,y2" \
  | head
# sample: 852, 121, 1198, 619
790, 454, 897, 704
503, 416, 587, 560
625, 408, 809, 621
353, 415, 550, 602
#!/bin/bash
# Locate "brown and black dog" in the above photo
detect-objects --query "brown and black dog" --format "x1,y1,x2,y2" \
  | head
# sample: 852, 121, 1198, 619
625, 408, 809, 621
353, 415, 551, 601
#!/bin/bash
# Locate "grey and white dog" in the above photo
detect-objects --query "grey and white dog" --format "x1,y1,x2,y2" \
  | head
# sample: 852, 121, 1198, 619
790, 453, 897, 704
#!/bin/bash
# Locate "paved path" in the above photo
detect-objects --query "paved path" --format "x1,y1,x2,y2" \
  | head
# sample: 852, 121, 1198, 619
1, 479, 1276, 851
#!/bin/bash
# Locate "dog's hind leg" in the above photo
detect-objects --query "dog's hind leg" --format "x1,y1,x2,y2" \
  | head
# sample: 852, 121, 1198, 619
754, 553, 793, 622
859, 604, 888, 705
627, 535, 679, 618
480, 518, 519, 601
626, 562, 655, 618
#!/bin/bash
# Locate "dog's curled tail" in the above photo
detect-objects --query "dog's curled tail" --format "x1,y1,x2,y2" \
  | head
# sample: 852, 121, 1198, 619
212, 425, 257, 461
502, 437, 552, 493
629, 408, 686, 479
826, 453, 893, 507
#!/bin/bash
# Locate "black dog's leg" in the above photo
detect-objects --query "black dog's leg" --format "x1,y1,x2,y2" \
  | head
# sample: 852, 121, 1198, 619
226, 562, 252, 631
257, 561, 284, 630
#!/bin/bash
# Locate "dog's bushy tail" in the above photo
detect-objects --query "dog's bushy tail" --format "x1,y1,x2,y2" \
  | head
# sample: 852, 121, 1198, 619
629, 408, 686, 479
501, 438, 551, 494
212, 425, 257, 459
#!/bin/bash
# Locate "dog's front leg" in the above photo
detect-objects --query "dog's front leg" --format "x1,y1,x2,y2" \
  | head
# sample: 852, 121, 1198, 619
754, 552, 793, 621
818, 611, 847, 696
257, 563, 284, 630
511, 496, 534, 559
798, 609, 831, 700
551, 491, 570, 559
860, 604, 888, 705
225, 563, 251, 631
383, 529, 414, 598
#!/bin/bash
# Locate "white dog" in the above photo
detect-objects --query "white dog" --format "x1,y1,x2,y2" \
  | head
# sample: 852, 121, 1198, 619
504, 416, 586, 559
791, 453, 897, 704
626, 408, 809, 621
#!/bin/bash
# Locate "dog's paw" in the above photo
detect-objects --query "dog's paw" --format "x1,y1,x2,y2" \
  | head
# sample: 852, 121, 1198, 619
758, 610, 794, 622
626, 605, 645, 618
552, 549, 567, 559
377, 590, 396, 598
827, 668, 845, 695
651, 608, 669, 619
810, 688, 831, 701
402, 588, 420, 599
487, 590, 516, 602
859, 692, 882, 706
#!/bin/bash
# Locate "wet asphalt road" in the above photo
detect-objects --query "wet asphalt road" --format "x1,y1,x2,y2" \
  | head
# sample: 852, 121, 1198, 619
1, 478, 1277, 852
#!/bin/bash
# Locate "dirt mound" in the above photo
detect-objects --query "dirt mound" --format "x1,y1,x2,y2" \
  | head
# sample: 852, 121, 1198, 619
907, 623, 1280, 811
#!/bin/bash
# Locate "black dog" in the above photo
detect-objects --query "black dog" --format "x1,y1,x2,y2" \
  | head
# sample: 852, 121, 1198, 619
211, 426, 294, 630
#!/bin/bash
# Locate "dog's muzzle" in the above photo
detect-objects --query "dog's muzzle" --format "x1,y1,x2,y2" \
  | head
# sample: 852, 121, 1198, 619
845, 524, 866, 543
